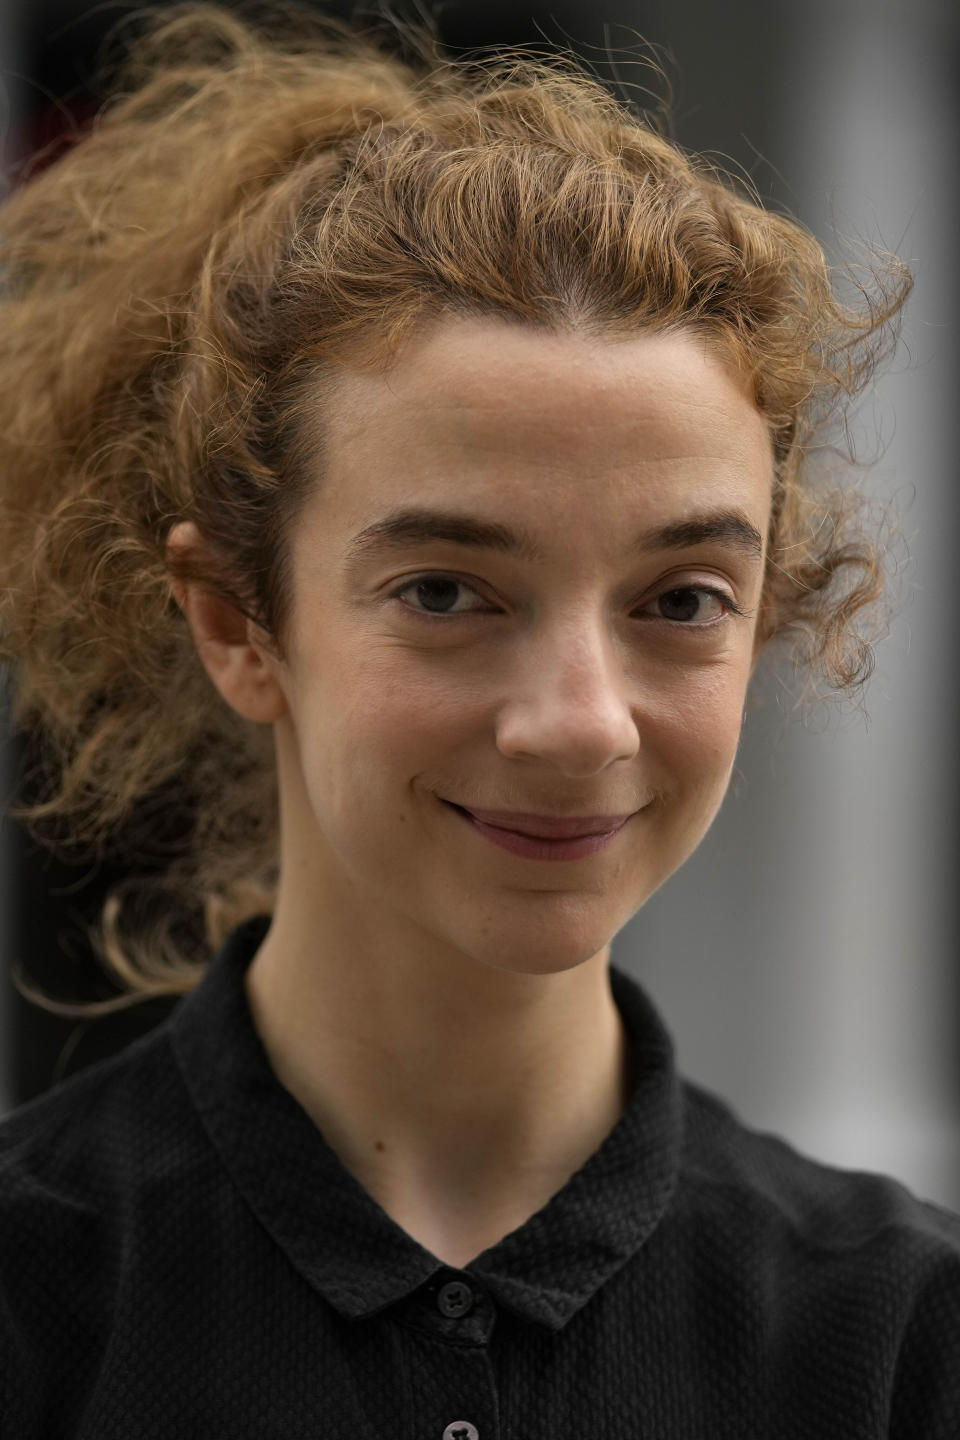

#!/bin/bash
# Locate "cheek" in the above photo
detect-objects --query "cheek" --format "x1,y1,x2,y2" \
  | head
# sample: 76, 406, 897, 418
314, 656, 471, 806
656, 662, 748, 743
650, 667, 746, 769
351, 661, 474, 746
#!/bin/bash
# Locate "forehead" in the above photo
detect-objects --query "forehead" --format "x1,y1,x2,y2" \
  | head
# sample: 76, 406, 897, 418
312, 318, 773, 526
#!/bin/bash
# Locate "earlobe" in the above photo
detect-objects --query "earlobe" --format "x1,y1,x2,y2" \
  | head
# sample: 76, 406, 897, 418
178, 581, 288, 725
165, 520, 288, 724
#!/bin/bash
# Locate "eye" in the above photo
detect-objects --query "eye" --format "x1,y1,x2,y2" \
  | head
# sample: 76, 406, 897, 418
643, 585, 744, 626
389, 573, 491, 618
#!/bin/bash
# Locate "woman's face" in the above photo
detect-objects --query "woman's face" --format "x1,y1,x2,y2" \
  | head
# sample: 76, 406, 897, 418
266, 318, 774, 975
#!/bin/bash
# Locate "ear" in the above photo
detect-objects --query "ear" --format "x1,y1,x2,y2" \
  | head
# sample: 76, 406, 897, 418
166, 521, 288, 725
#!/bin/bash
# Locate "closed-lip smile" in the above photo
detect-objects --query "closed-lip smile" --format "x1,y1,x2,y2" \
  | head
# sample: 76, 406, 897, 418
445, 803, 634, 839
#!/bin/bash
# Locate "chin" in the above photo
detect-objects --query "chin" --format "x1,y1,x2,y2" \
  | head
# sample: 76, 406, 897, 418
458, 911, 617, 978
472, 947, 608, 980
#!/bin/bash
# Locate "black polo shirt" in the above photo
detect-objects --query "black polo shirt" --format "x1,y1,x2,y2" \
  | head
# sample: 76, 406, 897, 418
1, 911, 959, 1438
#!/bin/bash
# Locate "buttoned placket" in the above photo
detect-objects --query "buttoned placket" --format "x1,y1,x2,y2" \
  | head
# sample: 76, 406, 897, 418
391, 1271, 501, 1440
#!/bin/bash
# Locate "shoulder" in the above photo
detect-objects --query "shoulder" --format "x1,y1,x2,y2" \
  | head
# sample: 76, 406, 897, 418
678, 1081, 960, 1431
666, 1081, 960, 1435
0, 1019, 195, 1306
0, 1020, 206, 1426
679, 1076, 960, 1261
0, 1018, 187, 1192
679, 1078, 960, 1412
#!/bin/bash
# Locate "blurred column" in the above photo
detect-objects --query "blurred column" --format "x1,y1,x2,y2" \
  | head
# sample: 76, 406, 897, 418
768, 0, 960, 1202
621, 0, 959, 1210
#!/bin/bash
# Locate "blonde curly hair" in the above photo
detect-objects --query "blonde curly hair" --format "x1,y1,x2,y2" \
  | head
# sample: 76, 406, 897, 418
0, 1, 911, 1015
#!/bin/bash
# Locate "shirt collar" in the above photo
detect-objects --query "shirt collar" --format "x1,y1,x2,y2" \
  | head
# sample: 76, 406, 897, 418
170, 913, 683, 1332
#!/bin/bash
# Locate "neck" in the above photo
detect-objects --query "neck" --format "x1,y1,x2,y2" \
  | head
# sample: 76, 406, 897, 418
244, 918, 634, 1260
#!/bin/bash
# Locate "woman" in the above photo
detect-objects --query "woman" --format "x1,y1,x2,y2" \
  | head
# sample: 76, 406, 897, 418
1, 4, 956, 1436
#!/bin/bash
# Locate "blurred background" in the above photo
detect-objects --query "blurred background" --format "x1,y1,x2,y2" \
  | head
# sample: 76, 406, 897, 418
1, 0, 958, 1209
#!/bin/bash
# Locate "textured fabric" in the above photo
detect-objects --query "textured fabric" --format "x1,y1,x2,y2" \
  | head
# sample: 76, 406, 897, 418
1, 912, 959, 1438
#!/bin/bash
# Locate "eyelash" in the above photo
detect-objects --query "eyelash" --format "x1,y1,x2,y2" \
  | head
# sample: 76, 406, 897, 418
387, 573, 747, 628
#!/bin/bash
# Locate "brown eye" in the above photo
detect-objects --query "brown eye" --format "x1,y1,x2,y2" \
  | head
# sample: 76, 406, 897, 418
657, 587, 724, 623
391, 574, 490, 619
643, 585, 744, 627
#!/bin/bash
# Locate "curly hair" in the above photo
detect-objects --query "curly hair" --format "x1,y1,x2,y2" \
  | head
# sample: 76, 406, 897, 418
0, 1, 912, 1015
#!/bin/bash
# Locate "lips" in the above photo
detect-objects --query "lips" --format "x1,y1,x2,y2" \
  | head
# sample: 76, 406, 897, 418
446, 803, 633, 840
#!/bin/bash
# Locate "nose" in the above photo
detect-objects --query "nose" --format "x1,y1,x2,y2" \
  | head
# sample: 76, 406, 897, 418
494, 615, 640, 777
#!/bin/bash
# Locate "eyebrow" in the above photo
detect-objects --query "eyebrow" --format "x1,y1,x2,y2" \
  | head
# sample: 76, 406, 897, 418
344, 505, 765, 569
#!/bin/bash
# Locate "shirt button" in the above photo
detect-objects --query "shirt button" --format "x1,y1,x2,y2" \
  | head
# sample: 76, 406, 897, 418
437, 1279, 474, 1318
442, 1424, 479, 1440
